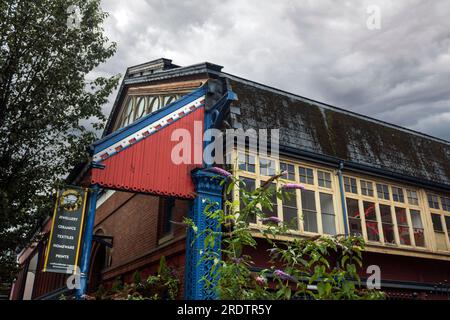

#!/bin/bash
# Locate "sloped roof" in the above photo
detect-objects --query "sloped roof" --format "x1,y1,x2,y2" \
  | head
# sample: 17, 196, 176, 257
227, 76, 450, 188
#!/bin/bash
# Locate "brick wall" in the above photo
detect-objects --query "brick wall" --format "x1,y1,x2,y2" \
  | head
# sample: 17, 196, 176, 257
93, 191, 191, 296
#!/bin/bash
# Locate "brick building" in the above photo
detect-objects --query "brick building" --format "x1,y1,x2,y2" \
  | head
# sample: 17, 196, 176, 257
10, 58, 450, 300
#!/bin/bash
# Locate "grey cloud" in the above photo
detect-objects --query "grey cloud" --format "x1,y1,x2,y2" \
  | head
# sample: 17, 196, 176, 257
96, 0, 450, 140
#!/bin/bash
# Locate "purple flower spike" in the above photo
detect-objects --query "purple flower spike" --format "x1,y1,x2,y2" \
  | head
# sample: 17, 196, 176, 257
261, 216, 281, 224
273, 269, 296, 282
282, 183, 306, 191
203, 166, 232, 177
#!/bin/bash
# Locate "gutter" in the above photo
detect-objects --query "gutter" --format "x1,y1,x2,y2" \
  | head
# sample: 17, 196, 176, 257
336, 162, 349, 236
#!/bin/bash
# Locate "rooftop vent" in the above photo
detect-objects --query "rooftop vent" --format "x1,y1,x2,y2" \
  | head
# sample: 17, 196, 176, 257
127, 58, 180, 78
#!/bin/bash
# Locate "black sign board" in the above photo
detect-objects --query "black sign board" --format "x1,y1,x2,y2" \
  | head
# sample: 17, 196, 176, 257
43, 187, 88, 274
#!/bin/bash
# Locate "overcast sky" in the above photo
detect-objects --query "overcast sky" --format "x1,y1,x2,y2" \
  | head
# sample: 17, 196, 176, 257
94, 0, 450, 141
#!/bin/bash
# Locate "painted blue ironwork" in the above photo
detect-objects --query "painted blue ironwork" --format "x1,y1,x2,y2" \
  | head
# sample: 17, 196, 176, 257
185, 87, 237, 299
76, 184, 99, 299
185, 170, 225, 300
337, 162, 349, 236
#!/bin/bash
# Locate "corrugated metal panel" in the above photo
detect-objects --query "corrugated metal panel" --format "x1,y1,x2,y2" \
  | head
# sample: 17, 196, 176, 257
91, 107, 204, 198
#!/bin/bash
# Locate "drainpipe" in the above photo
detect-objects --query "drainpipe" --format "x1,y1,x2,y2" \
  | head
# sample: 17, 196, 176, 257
337, 162, 349, 236
76, 184, 99, 299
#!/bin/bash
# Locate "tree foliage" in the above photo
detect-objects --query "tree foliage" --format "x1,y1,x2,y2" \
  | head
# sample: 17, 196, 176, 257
0, 0, 119, 285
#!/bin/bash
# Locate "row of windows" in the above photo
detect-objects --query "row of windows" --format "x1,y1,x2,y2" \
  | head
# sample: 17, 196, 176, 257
236, 153, 450, 253
238, 154, 333, 189
120, 94, 183, 128
239, 177, 337, 235
343, 176, 419, 205
346, 197, 425, 247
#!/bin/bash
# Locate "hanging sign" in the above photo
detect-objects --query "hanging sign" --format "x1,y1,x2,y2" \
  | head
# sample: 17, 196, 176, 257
43, 186, 88, 274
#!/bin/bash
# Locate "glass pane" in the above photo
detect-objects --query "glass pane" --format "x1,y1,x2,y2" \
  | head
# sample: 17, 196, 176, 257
238, 153, 255, 173
262, 183, 277, 224
446, 216, 450, 241
435, 232, 448, 251
441, 197, 450, 212
376, 184, 390, 200
280, 162, 295, 180
380, 204, 395, 244
344, 177, 357, 194
135, 97, 146, 120
361, 180, 374, 197
395, 207, 410, 245
282, 189, 298, 229
149, 96, 160, 112
240, 178, 256, 223
346, 198, 362, 236
299, 167, 313, 185
410, 210, 425, 247
283, 207, 298, 230
318, 171, 331, 188
302, 190, 317, 232
320, 193, 335, 235
392, 187, 404, 203
432, 214, 443, 231
260, 158, 276, 176
407, 190, 418, 206
363, 201, 379, 241
428, 194, 440, 209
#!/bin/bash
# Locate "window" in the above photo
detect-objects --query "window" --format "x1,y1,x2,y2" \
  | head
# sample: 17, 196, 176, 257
406, 190, 419, 206
318, 171, 331, 188
346, 198, 362, 236
238, 153, 255, 173
259, 158, 276, 176
380, 205, 395, 244
395, 207, 411, 245
392, 187, 404, 203
431, 214, 447, 250
135, 97, 146, 120
299, 167, 314, 185
302, 190, 317, 233
360, 180, 373, 197
364, 201, 379, 241
446, 216, 450, 242
121, 98, 134, 127
376, 183, 390, 200
240, 177, 256, 223
280, 162, 295, 181
344, 177, 357, 194
282, 189, 298, 230
441, 197, 450, 212
262, 183, 278, 224
320, 193, 336, 235
149, 96, 161, 113
160, 197, 175, 239
428, 194, 440, 209
410, 210, 425, 247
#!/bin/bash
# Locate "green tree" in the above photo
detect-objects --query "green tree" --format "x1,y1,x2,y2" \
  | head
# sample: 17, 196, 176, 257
0, 0, 119, 289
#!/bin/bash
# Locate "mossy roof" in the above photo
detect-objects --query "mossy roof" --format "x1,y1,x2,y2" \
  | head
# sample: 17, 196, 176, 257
228, 77, 450, 188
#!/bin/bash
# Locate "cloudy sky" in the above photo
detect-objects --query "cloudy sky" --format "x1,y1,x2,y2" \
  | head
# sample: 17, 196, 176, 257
94, 0, 450, 140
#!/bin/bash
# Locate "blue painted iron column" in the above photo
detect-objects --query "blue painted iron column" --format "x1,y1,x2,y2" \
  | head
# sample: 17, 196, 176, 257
184, 169, 224, 300
76, 184, 100, 299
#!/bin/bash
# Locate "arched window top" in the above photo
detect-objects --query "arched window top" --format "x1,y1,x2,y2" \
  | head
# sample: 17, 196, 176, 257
117, 92, 189, 129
